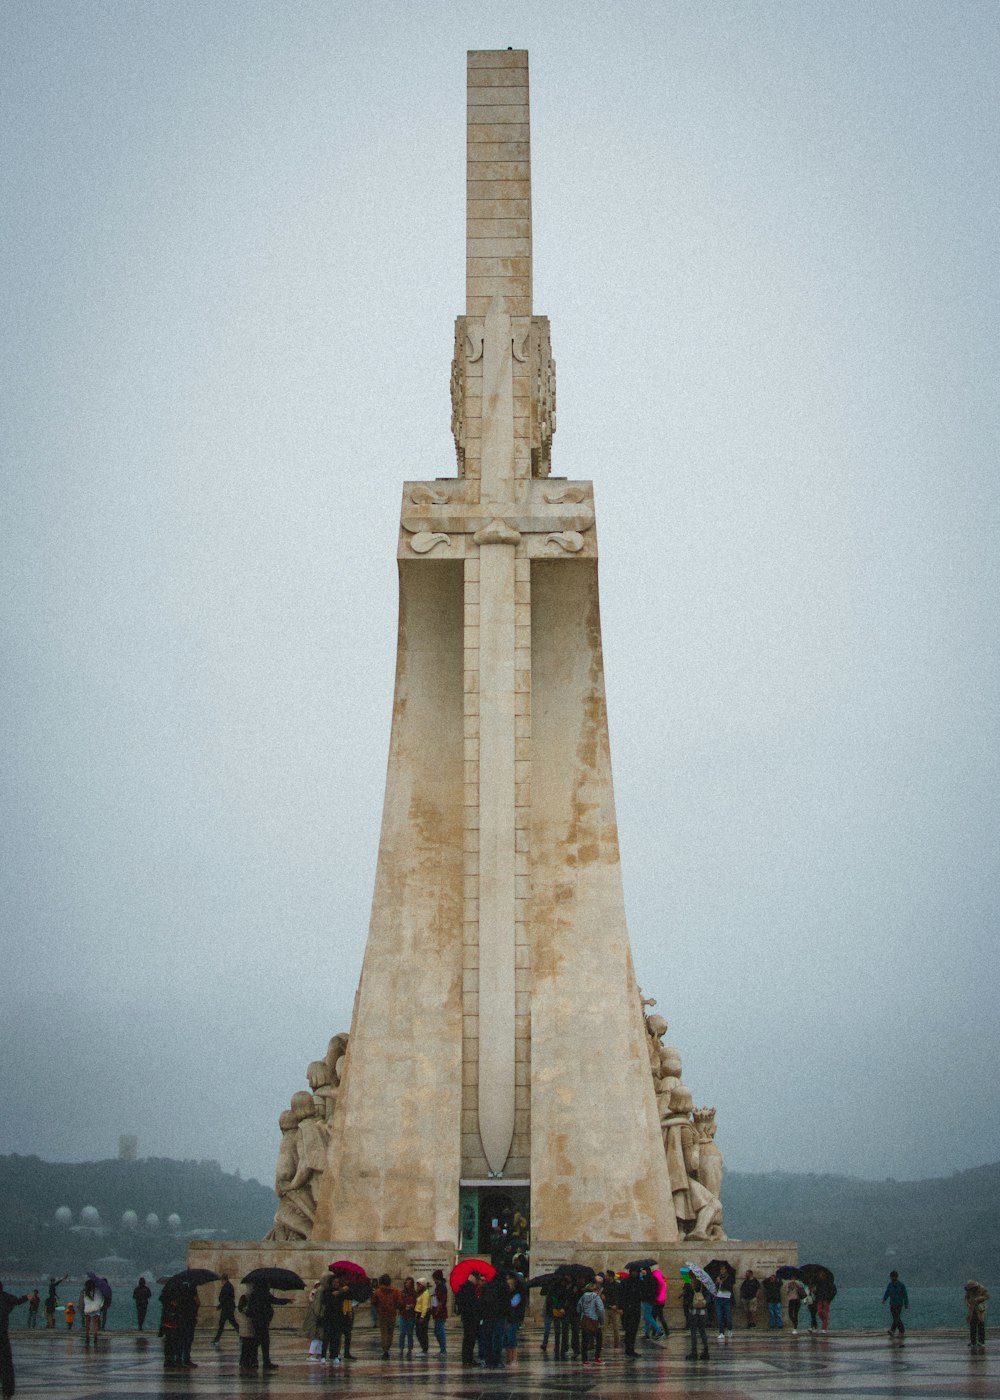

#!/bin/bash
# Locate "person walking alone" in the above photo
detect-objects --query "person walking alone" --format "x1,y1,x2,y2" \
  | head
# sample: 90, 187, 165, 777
133, 1277, 151, 1331
882, 1271, 908, 1339
211, 1275, 237, 1345
966, 1281, 989, 1350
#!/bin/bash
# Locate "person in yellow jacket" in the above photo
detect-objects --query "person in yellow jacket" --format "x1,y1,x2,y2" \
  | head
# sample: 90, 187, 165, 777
414, 1280, 433, 1355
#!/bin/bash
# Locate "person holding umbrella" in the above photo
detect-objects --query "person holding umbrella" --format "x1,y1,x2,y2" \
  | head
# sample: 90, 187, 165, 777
712, 1263, 735, 1342
318, 1269, 351, 1365
175, 1283, 199, 1368
81, 1280, 103, 1348
244, 1279, 279, 1372
478, 1269, 509, 1368
620, 1265, 644, 1358
455, 1269, 483, 1367
965, 1280, 989, 1349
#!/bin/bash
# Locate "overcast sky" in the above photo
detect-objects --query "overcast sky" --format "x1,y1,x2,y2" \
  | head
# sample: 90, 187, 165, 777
2, 1, 998, 1193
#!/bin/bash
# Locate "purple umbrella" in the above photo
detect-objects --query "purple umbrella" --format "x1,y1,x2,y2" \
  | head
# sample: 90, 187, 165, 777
86, 1273, 112, 1300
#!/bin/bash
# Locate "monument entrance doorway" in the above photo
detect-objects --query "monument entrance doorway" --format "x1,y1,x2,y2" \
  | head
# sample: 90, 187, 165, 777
459, 1182, 530, 1257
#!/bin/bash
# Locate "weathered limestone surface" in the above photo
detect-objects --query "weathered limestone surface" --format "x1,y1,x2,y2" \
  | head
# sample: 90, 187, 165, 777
206, 47, 795, 1281
310, 562, 465, 1245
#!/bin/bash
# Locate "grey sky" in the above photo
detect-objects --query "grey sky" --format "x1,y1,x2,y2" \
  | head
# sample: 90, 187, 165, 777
2, 1, 998, 1188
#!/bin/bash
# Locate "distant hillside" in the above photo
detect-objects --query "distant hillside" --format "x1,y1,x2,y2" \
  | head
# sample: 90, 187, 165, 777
725, 1163, 1000, 1285
0, 1154, 275, 1278
2, 1153, 995, 1287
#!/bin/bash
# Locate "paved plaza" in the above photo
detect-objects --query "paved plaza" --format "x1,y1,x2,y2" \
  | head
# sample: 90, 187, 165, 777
6, 1324, 997, 1400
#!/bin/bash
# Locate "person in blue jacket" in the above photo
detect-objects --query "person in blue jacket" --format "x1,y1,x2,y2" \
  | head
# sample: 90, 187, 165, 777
882, 1271, 909, 1338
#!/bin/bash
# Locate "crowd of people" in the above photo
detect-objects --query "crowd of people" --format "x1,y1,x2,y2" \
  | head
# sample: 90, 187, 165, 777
0, 1262, 991, 1395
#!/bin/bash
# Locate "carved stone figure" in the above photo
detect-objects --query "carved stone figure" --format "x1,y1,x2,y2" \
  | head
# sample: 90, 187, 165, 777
325, 1033, 349, 1086
660, 1084, 725, 1240
265, 1033, 351, 1241
307, 1060, 337, 1122
644, 995, 726, 1240
266, 1108, 315, 1241
694, 1107, 725, 1202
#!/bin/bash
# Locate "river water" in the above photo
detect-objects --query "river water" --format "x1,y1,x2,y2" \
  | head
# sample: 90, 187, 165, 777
798, 1284, 992, 1330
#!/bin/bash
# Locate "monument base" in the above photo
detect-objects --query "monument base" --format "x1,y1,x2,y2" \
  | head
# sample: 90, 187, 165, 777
187, 1236, 797, 1330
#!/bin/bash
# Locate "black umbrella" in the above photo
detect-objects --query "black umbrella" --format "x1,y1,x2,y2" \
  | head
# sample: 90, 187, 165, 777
624, 1257, 657, 1271
776, 1264, 802, 1280
528, 1273, 558, 1289
705, 1259, 734, 1281
160, 1268, 221, 1288
241, 1267, 305, 1290
555, 1264, 596, 1281
800, 1264, 835, 1286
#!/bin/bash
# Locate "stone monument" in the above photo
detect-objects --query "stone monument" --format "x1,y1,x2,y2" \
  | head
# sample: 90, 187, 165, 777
190, 48, 795, 1298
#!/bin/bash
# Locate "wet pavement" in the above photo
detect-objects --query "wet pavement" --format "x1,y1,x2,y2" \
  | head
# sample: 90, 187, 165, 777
7, 1323, 998, 1399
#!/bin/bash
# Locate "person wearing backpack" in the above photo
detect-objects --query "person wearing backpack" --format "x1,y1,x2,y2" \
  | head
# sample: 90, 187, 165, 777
683, 1279, 709, 1360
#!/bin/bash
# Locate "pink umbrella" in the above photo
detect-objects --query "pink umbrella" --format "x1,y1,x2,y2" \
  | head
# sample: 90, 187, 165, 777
328, 1259, 367, 1280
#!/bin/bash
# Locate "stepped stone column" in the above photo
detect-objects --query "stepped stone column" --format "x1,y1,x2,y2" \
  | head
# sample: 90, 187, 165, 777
310, 49, 678, 1262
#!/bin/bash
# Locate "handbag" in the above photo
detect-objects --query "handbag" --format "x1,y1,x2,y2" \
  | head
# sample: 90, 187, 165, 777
580, 1314, 600, 1334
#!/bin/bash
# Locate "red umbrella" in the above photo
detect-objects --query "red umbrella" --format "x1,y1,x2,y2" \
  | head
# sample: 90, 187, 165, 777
449, 1258, 496, 1292
329, 1259, 367, 1280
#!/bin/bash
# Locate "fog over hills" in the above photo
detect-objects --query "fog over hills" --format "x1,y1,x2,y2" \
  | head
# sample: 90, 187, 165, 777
1, 1154, 994, 1286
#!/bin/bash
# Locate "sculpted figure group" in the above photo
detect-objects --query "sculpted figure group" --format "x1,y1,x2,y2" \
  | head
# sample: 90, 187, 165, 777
267, 1007, 722, 1245
266, 1033, 349, 1242
642, 995, 726, 1241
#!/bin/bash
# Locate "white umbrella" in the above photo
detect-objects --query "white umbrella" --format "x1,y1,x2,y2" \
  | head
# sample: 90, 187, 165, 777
684, 1263, 717, 1296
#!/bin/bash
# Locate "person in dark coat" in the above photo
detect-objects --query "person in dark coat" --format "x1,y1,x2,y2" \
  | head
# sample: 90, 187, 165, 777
175, 1283, 199, 1368
319, 1272, 351, 1364
43, 1276, 66, 1330
133, 1277, 152, 1331
455, 1271, 483, 1367
683, 1279, 709, 1360
620, 1266, 643, 1358
478, 1272, 508, 1368
0, 1284, 28, 1399
211, 1276, 238, 1344
245, 1281, 279, 1371
739, 1270, 760, 1328
158, 1286, 182, 1369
